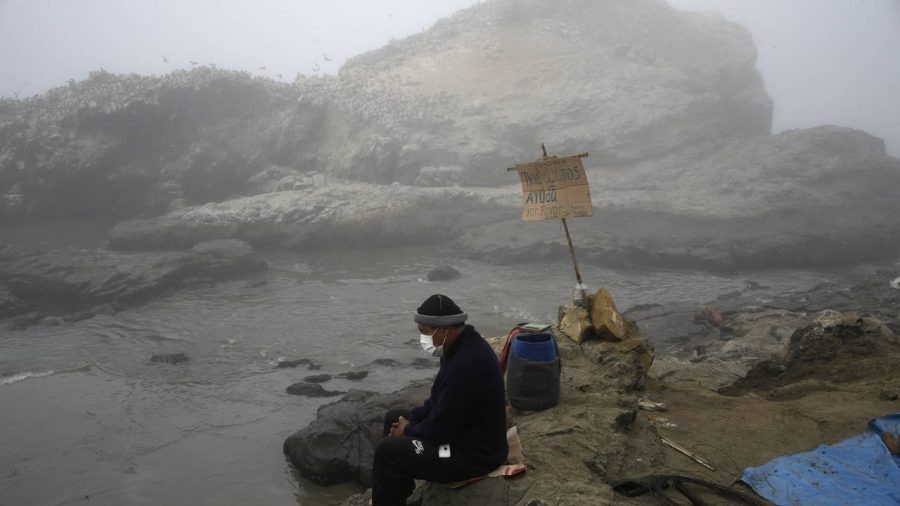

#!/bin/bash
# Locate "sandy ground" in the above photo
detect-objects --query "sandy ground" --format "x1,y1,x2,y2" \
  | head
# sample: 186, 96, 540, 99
485, 323, 900, 505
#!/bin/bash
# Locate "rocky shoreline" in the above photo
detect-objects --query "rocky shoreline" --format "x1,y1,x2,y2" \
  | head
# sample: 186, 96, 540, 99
280, 274, 899, 505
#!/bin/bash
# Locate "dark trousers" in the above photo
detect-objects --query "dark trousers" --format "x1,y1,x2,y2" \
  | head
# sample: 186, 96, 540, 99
372, 408, 489, 506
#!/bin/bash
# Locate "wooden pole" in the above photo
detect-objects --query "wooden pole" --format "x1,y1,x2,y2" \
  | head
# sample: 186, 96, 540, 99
541, 143, 583, 286
562, 218, 583, 286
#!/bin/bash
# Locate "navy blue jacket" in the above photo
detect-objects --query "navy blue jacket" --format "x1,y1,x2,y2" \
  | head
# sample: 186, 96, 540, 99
404, 325, 508, 470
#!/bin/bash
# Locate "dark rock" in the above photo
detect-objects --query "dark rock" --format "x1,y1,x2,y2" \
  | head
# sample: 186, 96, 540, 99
278, 358, 313, 369
370, 358, 400, 367
409, 358, 437, 369
614, 397, 638, 431
880, 390, 899, 401
303, 374, 333, 384
336, 370, 369, 381
286, 382, 343, 398
426, 265, 461, 282
283, 380, 431, 486
150, 353, 189, 364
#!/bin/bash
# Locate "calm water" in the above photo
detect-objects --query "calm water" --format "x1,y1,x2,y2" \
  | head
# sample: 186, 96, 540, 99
0, 233, 865, 505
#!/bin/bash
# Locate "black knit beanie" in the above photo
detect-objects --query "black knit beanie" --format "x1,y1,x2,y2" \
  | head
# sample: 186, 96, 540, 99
414, 294, 468, 327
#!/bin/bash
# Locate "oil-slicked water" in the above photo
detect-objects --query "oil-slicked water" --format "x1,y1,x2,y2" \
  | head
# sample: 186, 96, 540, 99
0, 243, 860, 505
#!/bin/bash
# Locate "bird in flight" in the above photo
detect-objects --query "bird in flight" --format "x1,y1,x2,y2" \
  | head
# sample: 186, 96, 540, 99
323, 53, 332, 62
258, 65, 266, 70
312, 62, 320, 72
189, 61, 199, 66
162, 56, 169, 63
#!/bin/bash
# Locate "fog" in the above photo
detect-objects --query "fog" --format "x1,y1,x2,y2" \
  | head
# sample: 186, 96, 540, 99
1, 0, 897, 155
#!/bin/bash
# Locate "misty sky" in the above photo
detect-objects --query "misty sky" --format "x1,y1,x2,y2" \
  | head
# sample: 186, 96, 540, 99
1, 0, 898, 155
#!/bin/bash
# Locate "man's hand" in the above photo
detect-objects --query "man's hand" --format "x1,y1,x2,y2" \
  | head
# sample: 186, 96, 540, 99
389, 416, 409, 437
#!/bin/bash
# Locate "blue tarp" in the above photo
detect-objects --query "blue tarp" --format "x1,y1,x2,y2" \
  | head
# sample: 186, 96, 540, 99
742, 412, 900, 506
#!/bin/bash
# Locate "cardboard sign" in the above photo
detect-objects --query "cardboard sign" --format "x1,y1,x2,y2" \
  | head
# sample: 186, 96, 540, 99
511, 155, 592, 221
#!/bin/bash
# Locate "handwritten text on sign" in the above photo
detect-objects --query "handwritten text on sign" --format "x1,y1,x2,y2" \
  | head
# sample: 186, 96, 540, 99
513, 155, 592, 221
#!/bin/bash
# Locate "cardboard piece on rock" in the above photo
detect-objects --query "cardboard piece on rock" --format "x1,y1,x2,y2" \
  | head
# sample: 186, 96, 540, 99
511, 155, 592, 222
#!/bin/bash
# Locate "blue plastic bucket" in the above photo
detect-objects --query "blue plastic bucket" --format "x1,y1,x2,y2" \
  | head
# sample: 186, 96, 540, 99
511, 333, 557, 362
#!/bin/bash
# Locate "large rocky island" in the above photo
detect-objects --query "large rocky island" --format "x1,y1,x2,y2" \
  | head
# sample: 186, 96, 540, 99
2, 0, 899, 274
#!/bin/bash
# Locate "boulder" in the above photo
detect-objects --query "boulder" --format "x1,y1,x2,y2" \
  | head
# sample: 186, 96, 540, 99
283, 381, 431, 487
590, 288, 628, 341
557, 304, 592, 344
336, 370, 369, 381
303, 374, 333, 384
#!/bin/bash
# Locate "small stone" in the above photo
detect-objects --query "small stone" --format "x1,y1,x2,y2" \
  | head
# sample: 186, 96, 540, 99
286, 382, 343, 397
879, 390, 898, 401
303, 374, 333, 383
277, 358, 321, 370
336, 370, 369, 381
371, 358, 400, 367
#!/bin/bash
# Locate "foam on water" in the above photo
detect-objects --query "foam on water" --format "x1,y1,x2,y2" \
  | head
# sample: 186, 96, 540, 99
0, 370, 56, 385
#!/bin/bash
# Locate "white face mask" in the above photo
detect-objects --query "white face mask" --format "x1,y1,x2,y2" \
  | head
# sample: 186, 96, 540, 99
419, 328, 443, 357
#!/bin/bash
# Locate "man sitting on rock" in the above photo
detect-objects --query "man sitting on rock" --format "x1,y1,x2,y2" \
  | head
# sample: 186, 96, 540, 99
372, 294, 508, 505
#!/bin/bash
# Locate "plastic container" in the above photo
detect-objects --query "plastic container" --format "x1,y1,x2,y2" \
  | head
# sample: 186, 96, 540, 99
573, 282, 590, 309
511, 333, 557, 362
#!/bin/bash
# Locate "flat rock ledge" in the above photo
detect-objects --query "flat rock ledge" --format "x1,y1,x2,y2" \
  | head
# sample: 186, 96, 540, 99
0, 239, 267, 326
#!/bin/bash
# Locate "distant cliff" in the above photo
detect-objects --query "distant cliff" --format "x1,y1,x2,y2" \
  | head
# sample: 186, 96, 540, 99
2, 0, 899, 269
